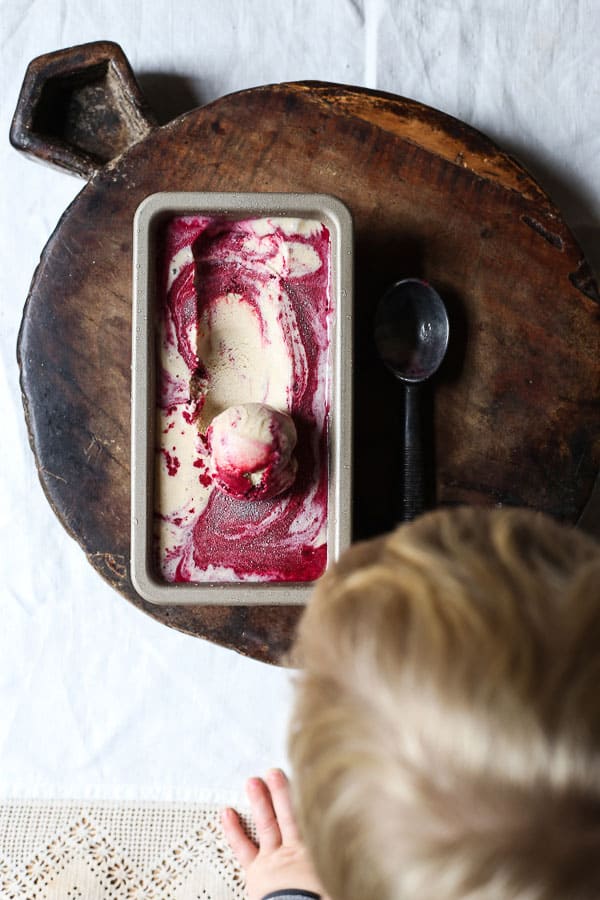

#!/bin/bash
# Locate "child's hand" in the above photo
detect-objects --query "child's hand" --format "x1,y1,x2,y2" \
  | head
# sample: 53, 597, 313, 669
221, 768, 326, 900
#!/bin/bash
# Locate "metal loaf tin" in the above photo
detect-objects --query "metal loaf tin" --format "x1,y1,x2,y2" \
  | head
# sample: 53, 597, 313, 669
131, 192, 353, 605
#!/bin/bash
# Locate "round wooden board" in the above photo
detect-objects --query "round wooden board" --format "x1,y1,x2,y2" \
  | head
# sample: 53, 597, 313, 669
18, 81, 600, 665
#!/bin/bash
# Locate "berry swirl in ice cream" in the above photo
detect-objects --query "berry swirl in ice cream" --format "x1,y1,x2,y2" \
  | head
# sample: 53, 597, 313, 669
155, 215, 332, 584
208, 403, 298, 501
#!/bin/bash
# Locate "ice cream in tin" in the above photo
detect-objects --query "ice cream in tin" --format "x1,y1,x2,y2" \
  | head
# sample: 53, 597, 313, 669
155, 214, 332, 583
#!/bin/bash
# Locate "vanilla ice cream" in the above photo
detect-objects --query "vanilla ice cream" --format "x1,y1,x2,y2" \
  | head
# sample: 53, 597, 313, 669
154, 215, 332, 583
208, 403, 298, 500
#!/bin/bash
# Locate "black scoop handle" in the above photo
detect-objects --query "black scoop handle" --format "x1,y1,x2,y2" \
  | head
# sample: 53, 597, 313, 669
401, 383, 426, 522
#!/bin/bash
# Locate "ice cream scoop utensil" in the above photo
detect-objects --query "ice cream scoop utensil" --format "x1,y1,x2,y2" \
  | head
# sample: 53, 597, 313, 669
375, 278, 449, 522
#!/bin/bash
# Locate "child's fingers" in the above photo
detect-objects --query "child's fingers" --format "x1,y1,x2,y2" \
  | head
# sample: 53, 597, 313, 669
221, 807, 258, 869
265, 768, 300, 844
246, 776, 282, 853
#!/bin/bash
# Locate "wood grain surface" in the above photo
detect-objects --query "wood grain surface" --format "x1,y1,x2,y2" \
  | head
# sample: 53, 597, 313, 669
16, 66, 600, 664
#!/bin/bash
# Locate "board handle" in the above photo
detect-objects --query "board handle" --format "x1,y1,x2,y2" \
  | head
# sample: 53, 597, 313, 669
10, 40, 156, 179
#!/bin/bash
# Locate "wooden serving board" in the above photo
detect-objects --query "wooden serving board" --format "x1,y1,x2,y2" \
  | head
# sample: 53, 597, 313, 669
12, 43, 600, 665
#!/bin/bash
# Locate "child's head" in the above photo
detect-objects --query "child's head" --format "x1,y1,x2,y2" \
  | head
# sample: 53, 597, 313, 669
289, 507, 600, 899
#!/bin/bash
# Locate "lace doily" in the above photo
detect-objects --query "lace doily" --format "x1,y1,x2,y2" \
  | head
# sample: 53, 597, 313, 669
0, 801, 253, 899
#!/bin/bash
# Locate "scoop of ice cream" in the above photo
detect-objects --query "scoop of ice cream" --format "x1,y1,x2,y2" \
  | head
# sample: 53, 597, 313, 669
207, 403, 298, 500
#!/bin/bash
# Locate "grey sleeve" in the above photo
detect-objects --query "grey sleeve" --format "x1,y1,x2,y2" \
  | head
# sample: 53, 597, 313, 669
261, 891, 321, 900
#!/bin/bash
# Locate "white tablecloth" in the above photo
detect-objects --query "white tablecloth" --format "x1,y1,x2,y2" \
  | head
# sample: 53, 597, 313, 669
1, 0, 599, 803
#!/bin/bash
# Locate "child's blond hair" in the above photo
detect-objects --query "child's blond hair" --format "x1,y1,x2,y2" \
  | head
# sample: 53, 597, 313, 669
289, 507, 600, 899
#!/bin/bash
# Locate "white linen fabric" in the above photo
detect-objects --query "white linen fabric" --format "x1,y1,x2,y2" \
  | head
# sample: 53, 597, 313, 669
1, 0, 599, 806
